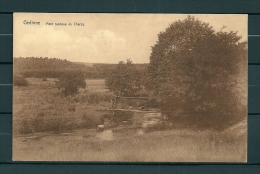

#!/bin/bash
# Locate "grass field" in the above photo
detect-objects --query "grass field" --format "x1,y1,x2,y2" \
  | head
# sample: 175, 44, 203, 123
13, 78, 112, 134
13, 125, 246, 162
13, 78, 247, 162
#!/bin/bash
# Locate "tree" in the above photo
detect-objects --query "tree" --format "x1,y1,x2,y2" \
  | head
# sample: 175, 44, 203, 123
56, 71, 86, 96
105, 59, 142, 96
147, 16, 247, 129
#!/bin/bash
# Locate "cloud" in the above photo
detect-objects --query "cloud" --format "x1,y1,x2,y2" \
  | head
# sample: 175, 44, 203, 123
93, 30, 126, 51
15, 27, 126, 63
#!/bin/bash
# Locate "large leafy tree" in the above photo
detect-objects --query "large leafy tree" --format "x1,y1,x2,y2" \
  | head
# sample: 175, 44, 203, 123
147, 16, 247, 129
105, 59, 142, 96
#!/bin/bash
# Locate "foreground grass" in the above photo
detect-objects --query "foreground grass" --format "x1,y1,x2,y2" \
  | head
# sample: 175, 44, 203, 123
13, 127, 246, 162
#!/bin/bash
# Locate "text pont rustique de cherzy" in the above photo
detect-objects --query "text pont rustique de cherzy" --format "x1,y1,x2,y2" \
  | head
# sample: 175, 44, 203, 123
23, 20, 85, 26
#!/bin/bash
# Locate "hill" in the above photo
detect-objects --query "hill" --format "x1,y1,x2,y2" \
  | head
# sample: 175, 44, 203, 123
14, 57, 148, 79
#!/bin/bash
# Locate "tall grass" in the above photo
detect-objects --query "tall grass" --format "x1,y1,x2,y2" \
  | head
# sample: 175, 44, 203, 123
17, 110, 103, 134
13, 128, 246, 162
13, 78, 113, 135
79, 91, 114, 104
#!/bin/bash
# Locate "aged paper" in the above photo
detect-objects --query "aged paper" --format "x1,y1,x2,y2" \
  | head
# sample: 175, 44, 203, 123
13, 13, 247, 162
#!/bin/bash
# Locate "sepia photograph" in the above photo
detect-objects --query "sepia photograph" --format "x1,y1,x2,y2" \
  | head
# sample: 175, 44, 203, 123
13, 13, 247, 162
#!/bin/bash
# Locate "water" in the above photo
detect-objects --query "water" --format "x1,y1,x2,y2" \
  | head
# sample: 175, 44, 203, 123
136, 128, 145, 135
96, 129, 114, 141
96, 128, 145, 141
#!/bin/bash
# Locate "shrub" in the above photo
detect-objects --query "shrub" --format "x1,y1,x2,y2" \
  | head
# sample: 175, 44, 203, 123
18, 111, 108, 134
80, 92, 115, 104
56, 71, 86, 96
82, 112, 100, 128
13, 75, 28, 86
19, 117, 67, 134
19, 119, 34, 134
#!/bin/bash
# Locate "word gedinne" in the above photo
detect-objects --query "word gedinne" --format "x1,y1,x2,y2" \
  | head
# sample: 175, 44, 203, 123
23, 20, 40, 25
46, 22, 85, 26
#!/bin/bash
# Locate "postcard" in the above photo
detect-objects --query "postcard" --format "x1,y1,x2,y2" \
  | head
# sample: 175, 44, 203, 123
13, 13, 247, 162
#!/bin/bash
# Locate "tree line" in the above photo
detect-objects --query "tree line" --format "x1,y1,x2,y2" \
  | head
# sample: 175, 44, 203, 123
14, 57, 147, 79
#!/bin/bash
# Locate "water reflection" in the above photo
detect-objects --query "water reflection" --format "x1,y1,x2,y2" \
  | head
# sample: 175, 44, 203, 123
136, 128, 145, 135
96, 128, 145, 141
96, 129, 114, 141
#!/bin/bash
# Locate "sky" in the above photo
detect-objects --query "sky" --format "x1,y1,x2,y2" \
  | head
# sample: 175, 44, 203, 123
14, 13, 247, 64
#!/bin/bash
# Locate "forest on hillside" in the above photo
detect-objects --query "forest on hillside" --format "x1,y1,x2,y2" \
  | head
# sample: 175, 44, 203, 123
13, 57, 148, 79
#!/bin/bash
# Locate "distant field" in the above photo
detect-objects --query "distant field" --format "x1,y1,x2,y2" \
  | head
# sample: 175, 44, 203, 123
25, 78, 106, 90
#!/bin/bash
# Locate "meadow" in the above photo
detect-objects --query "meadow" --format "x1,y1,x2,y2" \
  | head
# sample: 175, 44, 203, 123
13, 78, 247, 162
13, 78, 112, 134
13, 124, 246, 162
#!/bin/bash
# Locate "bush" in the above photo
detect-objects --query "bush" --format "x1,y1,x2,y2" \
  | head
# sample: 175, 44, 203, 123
19, 119, 34, 134
80, 92, 115, 104
18, 115, 66, 134
13, 75, 28, 86
18, 111, 114, 134
82, 112, 100, 128
56, 71, 86, 96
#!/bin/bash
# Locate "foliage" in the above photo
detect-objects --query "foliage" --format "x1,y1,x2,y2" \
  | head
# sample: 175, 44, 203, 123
18, 111, 101, 134
105, 59, 142, 96
14, 57, 83, 72
79, 92, 115, 104
13, 75, 28, 86
147, 16, 247, 129
56, 71, 86, 96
